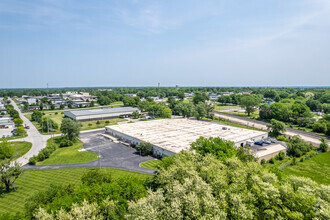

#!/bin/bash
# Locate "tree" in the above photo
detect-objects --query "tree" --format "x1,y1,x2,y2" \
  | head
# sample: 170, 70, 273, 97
60, 118, 81, 141
59, 104, 65, 110
39, 103, 44, 111
319, 138, 328, 152
287, 135, 313, 157
31, 110, 43, 124
135, 142, 153, 156
90, 101, 95, 107
0, 160, 23, 192
0, 141, 14, 160
267, 119, 286, 136
194, 102, 207, 120
192, 91, 206, 105
16, 126, 27, 137
41, 118, 59, 133
50, 104, 55, 110
191, 137, 237, 161
13, 118, 23, 127
239, 95, 260, 116
132, 111, 139, 119
127, 152, 330, 220
160, 108, 172, 118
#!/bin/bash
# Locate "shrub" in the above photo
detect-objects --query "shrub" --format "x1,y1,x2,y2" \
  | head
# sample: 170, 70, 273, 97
55, 112, 58, 115
96, 120, 101, 125
300, 157, 304, 162
260, 159, 266, 165
276, 135, 287, 142
0, 141, 15, 159
291, 157, 297, 165
135, 142, 153, 156
28, 156, 37, 165
105, 120, 110, 124
268, 158, 275, 164
59, 137, 73, 147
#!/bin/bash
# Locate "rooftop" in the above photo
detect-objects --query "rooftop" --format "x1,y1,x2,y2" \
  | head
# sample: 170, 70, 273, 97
106, 118, 267, 154
65, 107, 138, 116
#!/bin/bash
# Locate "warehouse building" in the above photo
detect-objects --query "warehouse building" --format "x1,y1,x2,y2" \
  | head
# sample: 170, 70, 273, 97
64, 107, 139, 121
106, 118, 268, 157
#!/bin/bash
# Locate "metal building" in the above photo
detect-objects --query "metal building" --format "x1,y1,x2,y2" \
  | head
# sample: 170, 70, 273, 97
64, 107, 139, 121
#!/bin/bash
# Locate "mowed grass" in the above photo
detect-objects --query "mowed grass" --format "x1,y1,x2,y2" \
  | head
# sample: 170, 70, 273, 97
203, 117, 265, 132
80, 118, 126, 130
25, 113, 126, 134
38, 138, 98, 165
0, 168, 151, 214
282, 152, 330, 185
10, 141, 32, 161
140, 159, 163, 169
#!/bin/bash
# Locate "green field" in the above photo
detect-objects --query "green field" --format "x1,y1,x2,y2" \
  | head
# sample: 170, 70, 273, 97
25, 113, 126, 134
282, 152, 330, 185
38, 138, 98, 165
0, 141, 32, 162
0, 168, 151, 214
214, 105, 240, 111
140, 159, 162, 169
10, 141, 32, 161
203, 117, 265, 132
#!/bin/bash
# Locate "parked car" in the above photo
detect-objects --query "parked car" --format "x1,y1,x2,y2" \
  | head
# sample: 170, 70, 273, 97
6, 135, 10, 138
1, 135, 5, 138
25, 126, 30, 129
263, 140, 271, 144
254, 141, 264, 146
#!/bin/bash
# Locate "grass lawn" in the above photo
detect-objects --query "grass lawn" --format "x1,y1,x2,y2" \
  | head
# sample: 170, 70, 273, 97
25, 113, 126, 134
203, 117, 265, 132
0, 167, 151, 214
282, 152, 330, 185
38, 138, 98, 165
80, 118, 126, 130
214, 105, 240, 111
140, 159, 163, 169
224, 111, 260, 119
10, 141, 32, 161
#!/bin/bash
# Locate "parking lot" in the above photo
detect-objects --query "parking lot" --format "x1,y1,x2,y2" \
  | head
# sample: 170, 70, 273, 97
0, 126, 15, 139
24, 130, 156, 175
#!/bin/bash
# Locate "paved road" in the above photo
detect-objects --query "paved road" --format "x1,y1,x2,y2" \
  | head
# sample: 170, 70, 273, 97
9, 98, 52, 166
214, 111, 330, 146
23, 131, 155, 175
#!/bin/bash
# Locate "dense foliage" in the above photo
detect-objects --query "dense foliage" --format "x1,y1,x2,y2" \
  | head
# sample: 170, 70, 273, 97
127, 152, 330, 219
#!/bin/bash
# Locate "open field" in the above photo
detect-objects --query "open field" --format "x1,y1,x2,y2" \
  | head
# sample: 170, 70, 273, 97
38, 138, 98, 165
214, 105, 240, 111
203, 117, 265, 132
0, 167, 151, 214
0, 141, 32, 162
140, 159, 162, 169
25, 113, 126, 134
11, 141, 32, 161
282, 152, 330, 185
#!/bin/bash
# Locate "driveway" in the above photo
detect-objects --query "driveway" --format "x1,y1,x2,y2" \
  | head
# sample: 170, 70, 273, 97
23, 130, 155, 175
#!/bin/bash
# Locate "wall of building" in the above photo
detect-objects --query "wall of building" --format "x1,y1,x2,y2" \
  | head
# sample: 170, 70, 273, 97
64, 110, 137, 121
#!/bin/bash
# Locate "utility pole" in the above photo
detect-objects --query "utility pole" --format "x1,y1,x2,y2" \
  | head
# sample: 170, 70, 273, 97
158, 82, 160, 98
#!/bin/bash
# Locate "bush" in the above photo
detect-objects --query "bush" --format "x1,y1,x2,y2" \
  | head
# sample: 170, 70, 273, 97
268, 158, 275, 164
135, 142, 153, 156
300, 157, 304, 162
59, 137, 73, 147
105, 120, 110, 124
260, 159, 266, 165
88, 123, 92, 127
276, 135, 287, 142
96, 120, 101, 125
275, 151, 285, 161
55, 112, 58, 115
0, 141, 15, 159
28, 156, 37, 165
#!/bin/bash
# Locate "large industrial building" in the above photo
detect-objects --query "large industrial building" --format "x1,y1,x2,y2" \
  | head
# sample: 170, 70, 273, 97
106, 118, 269, 157
64, 107, 139, 121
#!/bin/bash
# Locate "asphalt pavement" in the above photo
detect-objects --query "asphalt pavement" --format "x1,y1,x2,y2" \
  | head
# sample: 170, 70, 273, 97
23, 131, 155, 175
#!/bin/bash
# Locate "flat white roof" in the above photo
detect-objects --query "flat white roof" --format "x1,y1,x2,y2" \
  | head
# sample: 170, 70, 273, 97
255, 144, 286, 158
106, 119, 267, 154
65, 107, 138, 117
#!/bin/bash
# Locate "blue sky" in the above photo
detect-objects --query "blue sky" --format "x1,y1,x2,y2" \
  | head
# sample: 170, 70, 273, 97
0, 0, 330, 88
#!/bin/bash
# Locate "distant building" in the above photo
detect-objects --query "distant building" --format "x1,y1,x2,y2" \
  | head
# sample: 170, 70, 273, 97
125, 94, 137, 97
64, 106, 139, 121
